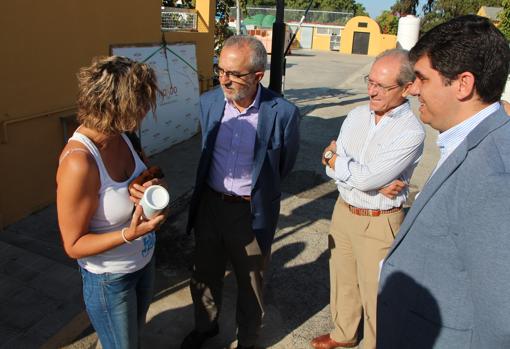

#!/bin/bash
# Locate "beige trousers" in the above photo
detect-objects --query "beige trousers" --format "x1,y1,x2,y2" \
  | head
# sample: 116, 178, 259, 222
329, 199, 403, 349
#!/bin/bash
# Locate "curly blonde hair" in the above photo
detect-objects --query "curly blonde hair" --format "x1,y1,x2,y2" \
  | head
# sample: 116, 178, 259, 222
77, 56, 158, 135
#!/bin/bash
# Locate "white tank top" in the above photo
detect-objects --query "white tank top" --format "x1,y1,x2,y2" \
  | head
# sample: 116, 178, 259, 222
68, 131, 156, 274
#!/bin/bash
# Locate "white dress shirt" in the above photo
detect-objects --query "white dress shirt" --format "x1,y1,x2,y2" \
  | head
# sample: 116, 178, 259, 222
326, 102, 425, 210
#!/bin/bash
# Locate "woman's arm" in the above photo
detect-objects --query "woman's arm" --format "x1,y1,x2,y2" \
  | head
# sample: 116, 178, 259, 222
56, 150, 164, 259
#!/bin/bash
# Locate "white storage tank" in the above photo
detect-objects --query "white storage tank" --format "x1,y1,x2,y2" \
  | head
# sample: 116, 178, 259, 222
397, 15, 421, 50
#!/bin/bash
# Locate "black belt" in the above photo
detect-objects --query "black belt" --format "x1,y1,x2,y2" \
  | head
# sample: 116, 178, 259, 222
207, 186, 251, 203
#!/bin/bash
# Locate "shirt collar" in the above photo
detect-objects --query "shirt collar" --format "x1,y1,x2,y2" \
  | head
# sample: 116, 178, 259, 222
437, 102, 500, 152
370, 100, 411, 119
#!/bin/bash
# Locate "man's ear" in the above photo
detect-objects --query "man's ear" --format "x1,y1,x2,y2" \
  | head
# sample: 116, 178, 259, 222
254, 71, 264, 83
456, 71, 476, 100
401, 81, 413, 98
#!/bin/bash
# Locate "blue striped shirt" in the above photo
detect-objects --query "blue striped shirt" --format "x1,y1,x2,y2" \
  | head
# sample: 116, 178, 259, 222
326, 101, 425, 210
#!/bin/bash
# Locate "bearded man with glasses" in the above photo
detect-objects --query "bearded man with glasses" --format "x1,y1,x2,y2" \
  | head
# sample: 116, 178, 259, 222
181, 35, 300, 349
311, 49, 425, 349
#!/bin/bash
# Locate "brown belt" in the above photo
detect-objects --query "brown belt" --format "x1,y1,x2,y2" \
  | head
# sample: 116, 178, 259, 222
348, 204, 402, 217
207, 186, 251, 203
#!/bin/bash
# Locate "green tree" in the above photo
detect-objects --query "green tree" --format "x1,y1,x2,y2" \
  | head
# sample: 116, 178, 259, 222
391, 0, 420, 16
246, 0, 275, 5
162, 0, 195, 7
354, 3, 369, 16
421, 0, 503, 32
214, 0, 248, 53
499, 0, 510, 40
247, 0, 367, 15
376, 10, 399, 34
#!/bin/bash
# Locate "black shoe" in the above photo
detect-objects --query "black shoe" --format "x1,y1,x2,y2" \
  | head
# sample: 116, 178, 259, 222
236, 346, 255, 349
180, 324, 219, 349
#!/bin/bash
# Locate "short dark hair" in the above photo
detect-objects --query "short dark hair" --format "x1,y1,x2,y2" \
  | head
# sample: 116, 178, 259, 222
410, 15, 510, 103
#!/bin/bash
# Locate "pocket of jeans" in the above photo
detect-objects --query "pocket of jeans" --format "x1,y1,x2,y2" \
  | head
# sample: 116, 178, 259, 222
101, 272, 134, 294
80, 269, 100, 306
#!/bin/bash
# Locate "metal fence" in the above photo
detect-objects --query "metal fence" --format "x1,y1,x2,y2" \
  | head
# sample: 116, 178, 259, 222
229, 7, 353, 26
161, 7, 197, 31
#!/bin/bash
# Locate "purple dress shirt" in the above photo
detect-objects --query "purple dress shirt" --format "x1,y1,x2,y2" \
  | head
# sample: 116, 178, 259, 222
207, 86, 261, 196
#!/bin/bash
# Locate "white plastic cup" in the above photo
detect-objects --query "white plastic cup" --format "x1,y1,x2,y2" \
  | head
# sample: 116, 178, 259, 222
140, 185, 169, 219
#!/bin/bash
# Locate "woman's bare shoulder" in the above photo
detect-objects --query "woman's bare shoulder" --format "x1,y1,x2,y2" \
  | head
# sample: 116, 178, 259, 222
57, 141, 99, 186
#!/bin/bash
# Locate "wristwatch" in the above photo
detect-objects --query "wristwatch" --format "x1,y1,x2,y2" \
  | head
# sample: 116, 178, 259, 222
324, 150, 335, 167
324, 150, 334, 161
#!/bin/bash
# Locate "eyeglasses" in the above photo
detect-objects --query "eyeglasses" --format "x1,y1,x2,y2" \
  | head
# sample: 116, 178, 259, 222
364, 75, 401, 93
214, 66, 254, 80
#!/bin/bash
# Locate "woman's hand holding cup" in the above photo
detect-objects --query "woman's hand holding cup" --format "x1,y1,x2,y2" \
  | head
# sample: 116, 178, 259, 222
122, 205, 167, 242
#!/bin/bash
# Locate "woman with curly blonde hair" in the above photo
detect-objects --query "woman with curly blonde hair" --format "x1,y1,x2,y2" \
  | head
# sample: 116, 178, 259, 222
56, 56, 167, 349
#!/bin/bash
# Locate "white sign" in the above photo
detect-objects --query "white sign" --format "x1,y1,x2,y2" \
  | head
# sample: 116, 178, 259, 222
112, 43, 200, 156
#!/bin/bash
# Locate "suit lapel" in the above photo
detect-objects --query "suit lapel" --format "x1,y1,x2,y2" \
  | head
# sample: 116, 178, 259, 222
386, 109, 510, 259
386, 144, 467, 258
251, 88, 278, 187
203, 90, 226, 147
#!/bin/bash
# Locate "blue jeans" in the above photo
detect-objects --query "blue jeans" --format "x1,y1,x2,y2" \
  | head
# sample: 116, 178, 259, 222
80, 257, 155, 349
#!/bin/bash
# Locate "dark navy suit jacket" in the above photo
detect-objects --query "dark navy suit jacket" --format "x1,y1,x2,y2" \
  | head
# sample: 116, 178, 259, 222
187, 85, 300, 254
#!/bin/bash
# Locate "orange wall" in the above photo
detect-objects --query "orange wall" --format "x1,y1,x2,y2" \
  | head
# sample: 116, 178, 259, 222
0, 0, 215, 228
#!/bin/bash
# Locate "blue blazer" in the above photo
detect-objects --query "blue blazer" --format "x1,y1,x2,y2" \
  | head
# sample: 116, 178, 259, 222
378, 108, 510, 348
187, 86, 300, 254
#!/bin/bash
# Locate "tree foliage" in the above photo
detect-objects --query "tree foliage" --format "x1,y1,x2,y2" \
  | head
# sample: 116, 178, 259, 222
353, 3, 369, 16
162, 0, 195, 7
214, 0, 248, 54
247, 0, 368, 15
420, 0, 503, 32
499, 0, 510, 40
376, 10, 399, 34
391, 0, 420, 16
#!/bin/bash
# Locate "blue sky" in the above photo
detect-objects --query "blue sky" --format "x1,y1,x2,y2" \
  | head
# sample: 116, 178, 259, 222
359, 0, 425, 18
358, 0, 395, 18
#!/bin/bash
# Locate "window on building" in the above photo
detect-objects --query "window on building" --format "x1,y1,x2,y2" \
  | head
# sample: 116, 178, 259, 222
317, 27, 329, 35
316, 27, 342, 35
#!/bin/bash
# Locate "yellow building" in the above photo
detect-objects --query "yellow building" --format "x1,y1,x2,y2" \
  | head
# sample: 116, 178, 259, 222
288, 24, 343, 51
0, 1, 215, 228
340, 16, 397, 56
477, 6, 503, 26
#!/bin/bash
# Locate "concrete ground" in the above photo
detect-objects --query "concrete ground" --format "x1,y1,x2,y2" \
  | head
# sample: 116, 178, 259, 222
0, 50, 439, 349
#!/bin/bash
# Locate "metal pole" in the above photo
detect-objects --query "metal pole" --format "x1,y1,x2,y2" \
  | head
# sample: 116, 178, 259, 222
284, 0, 314, 56
268, 0, 285, 95
282, 0, 314, 95
236, 0, 241, 35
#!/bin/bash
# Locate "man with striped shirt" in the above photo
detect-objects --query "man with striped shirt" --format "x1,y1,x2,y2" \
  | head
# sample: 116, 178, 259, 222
311, 49, 425, 349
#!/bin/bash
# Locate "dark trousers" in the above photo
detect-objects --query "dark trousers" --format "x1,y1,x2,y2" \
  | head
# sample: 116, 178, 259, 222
190, 187, 269, 347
